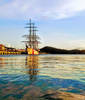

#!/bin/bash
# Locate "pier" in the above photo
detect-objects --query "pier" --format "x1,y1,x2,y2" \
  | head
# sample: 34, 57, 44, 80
0, 51, 21, 55
0, 44, 22, 55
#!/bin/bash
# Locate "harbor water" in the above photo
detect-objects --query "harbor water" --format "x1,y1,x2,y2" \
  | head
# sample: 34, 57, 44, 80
0, 55, 85, 100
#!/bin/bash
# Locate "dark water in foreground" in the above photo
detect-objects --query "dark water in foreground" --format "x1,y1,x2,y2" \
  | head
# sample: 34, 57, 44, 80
0, 55, 85, 100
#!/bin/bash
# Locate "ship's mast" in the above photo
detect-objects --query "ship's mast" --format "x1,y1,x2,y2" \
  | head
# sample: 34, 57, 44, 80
23, 19, 40, 51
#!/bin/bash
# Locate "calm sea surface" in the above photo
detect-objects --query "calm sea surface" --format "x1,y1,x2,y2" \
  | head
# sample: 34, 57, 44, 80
0, 54, 85, 100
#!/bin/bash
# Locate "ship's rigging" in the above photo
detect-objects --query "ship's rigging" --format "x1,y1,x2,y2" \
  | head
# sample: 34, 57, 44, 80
23, 19, 40, 52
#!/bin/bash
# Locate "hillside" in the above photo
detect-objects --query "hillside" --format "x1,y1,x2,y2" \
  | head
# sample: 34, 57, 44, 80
40, 46, 85, 54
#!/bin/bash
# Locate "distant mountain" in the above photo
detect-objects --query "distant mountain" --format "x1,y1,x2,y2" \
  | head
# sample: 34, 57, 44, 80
40, 46, 85, 54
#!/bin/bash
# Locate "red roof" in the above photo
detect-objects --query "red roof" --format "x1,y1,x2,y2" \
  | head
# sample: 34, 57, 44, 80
0, 44, 4, 47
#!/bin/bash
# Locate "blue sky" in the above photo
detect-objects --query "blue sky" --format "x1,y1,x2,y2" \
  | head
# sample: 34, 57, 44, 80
0, 0, 85, 49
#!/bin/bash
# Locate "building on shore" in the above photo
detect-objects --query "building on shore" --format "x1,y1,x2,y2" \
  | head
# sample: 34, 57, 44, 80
0, 44, 23, 55
0, 44, 6, 51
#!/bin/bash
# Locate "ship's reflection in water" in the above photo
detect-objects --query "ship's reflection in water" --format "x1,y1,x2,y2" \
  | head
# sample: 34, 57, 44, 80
26, 55, 39, 82
0, 55, 41, 100
0, 55, 85, 100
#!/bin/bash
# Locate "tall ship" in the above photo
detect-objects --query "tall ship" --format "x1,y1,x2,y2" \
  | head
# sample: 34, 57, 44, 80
23, 19, 40, 55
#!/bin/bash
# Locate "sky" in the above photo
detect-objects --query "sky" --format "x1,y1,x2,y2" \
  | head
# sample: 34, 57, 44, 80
0, 0, 85, 49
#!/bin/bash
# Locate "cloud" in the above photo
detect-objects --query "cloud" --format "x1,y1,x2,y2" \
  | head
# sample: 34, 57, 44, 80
0, 0, 85, 19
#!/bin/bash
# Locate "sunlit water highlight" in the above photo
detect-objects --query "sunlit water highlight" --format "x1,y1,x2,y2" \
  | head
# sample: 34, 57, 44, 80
0, 54, 85, 100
